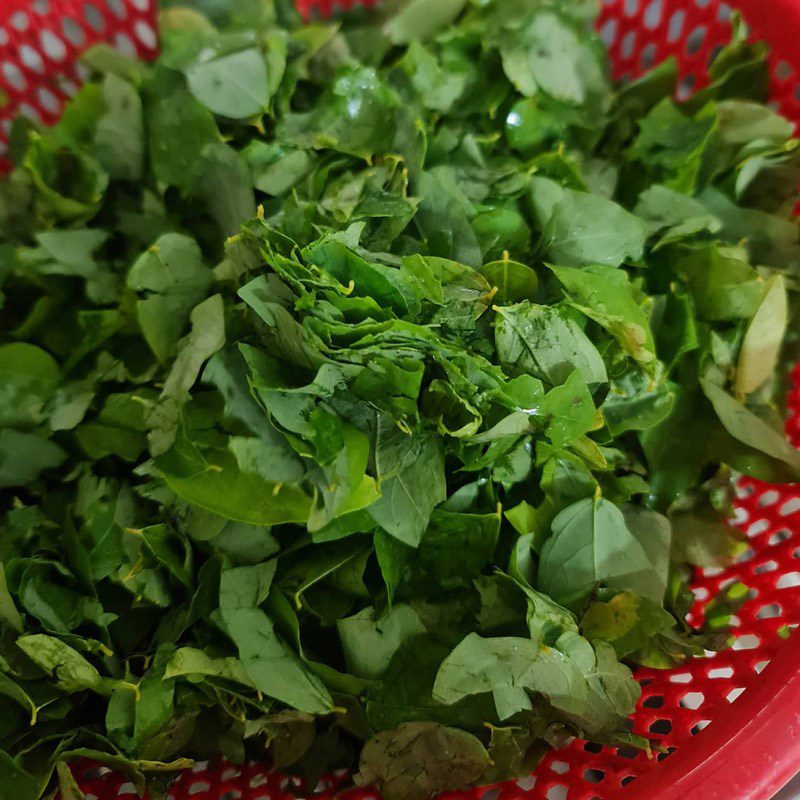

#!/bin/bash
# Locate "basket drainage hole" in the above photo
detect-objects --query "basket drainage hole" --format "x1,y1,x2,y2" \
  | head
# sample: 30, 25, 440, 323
642, 694, 663, 709
779, 498, 800, 517
686, 25, 706, 56
648, 719, 672, 736
550, 761, 569, 775
250, 775, 269, 789
754, 659, 770, 674
726, 687, 745, 703
188, 783, 211, 796
546, 785, 568, 800
584, 769, 605, 784
584, 741, 603, 754
769, 529, 792, 546
220, 792, 241, 800
643, 0, 663, 29
668, 672, 692, 684
516, 775, 536, 791
621, 776, 636, 787
667, 9, 685, 43
691, 721, 711, 736
759, 489, 781, 507
747, 518, 770, 537
656, 747, 677, 762
677, 73, 696, 101
757, 603, 782, 620
680, 691, 705, 710
623, 0, 640, 16
708, 666, 734, 679
776, 60, 795, 81
599, 18, 617, 47
754, 560, 778, 575
733, 634, 760, 651
777, 571, 800, 589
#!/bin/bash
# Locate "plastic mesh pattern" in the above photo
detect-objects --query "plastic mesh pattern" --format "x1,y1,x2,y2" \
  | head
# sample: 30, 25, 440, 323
2, 0, 797, 798
0, 0, 158, 170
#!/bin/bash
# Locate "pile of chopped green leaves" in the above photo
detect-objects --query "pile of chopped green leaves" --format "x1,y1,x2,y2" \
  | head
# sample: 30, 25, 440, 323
1, 0, 799, 797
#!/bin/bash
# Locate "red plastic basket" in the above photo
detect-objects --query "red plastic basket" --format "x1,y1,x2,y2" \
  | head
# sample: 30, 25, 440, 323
3, 1, 800, 799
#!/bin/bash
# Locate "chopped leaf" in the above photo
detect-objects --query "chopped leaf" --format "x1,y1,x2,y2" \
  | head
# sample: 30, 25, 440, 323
0, 1, 796, 796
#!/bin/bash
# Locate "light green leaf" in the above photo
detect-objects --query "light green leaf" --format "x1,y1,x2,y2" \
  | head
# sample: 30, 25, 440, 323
127, 233, 213, 363
0, 343, 60, 429
735, 275, 787, 397
701, 378, 800, 473
186, 47, 270, 119
495, 302, 607, 387
337, 604, 426, 680
16, 635, 134, 696
537, 496, 657, 610
545, 189, 646, 267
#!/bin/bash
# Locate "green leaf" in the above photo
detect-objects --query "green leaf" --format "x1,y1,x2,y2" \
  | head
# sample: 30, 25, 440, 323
0, 750, 38, 800
537, 496, 657, 611
495, 302, 607, 387
415, 170, 482, 268
94, 74, 144, 180
165, 646, 256, 688
304, 239, 408, 315
0, 673, 37, 724
735, 275, 787, 397
190, 143, 256, 236
499, 11, 606, 107
550, 264, 655, 367
0, 343, 60, 429
0, 429, 66, 487
544, 189, 647, 268
144, 66, 220, 192
384, 0, 467, 44
219, 562, 332, 714
337, 604, 426, 680
186, 47, 270, 119
418, 509, 501, 588
432, 631, 639, 732
701, 379, 800, 473
479, 258, 538, 304
132, 648, 176, 755
672, 243, 765, 322
671, 507, 746, 568
374, 529, 413, 605
16, 635, 134, 696
581, 591, 676, 659
355, 722, 490, 800
127, 233, 213, 363
156, 434, 312, 526
139, 525, 193, 587
367, 420, 447, 547
148, 294, 226, 456
538, 370, 597, 449
0, 562, 23, 632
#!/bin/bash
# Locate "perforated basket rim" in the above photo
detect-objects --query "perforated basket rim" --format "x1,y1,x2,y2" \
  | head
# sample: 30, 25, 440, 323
2, 1, 800, 799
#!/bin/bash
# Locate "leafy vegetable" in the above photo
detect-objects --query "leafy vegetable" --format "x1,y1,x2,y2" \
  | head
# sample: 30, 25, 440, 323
0, 0, 797, 796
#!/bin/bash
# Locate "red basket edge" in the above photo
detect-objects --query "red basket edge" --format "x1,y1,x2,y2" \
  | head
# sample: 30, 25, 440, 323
1, 0, 800, 798
617, 628, 800, 800
615, 1, 800, 797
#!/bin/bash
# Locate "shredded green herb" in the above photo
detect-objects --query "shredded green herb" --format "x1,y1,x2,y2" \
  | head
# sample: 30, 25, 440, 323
0, 0, 797, 797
